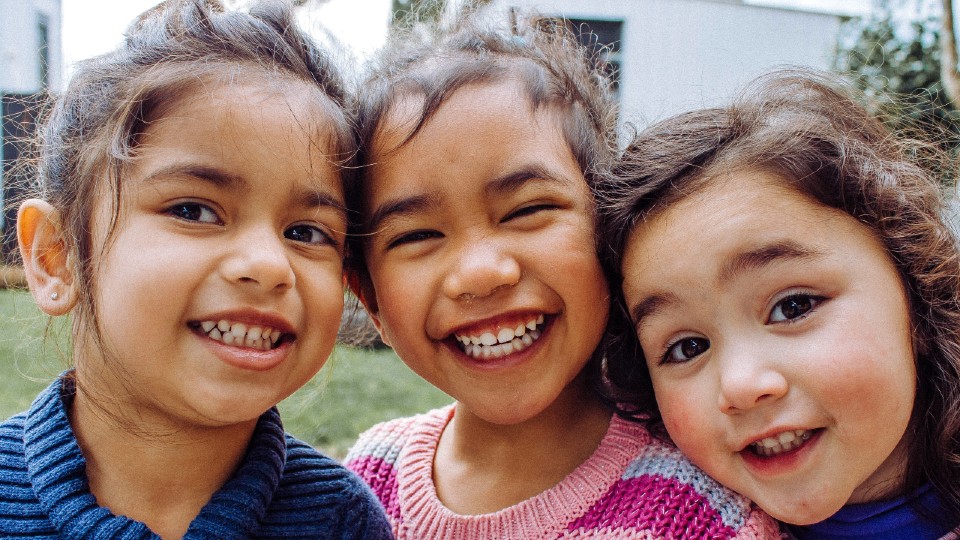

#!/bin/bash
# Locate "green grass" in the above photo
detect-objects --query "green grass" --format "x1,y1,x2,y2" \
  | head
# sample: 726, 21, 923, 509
0, 288, 451, 459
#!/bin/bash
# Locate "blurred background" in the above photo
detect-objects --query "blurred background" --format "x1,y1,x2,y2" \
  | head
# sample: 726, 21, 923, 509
0, 0, 955, 456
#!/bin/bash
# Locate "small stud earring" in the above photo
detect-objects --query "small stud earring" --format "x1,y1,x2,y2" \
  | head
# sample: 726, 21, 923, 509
50, 292, 59, 301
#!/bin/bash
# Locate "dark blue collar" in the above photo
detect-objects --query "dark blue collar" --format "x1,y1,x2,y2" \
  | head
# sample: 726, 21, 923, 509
787, 484, 954, 540
23, 374, 286, 538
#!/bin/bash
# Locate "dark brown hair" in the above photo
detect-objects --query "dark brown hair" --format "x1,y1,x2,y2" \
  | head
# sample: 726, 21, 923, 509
345, 5, 619, 242
24, 0, 353, 377
344, 5, 619, 360
597, 69, 960, 522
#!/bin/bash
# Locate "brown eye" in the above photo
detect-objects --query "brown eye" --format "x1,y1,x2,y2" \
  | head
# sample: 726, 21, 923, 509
285, 224, 332, 245
168, 202, 220, 224
664, 337, 710, 364
769, 294, 822, 323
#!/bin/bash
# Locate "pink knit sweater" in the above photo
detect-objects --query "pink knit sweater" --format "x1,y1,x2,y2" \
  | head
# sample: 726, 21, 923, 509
345, 405, 780, 539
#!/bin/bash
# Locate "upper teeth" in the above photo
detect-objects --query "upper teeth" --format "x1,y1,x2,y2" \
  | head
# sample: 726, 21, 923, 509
454, 315, 545, 359
750, 429, 814, 457
199, 319, 282, 351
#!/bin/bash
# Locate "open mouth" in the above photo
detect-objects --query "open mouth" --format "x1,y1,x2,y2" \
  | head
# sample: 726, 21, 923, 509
190, 319, 292, 351
748, 429, 819, 457
453, 314, 546, 359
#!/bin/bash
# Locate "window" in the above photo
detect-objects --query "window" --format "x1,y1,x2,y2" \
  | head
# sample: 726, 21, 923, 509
566, 18, 623, 99
37, 14, 50, 89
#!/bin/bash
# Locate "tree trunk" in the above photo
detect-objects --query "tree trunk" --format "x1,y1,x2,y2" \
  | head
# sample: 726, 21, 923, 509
942, 0, 960, 107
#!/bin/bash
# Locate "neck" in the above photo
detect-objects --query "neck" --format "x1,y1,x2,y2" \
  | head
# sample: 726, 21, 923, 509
434, 375, 612, 514
70, 381, 256, 539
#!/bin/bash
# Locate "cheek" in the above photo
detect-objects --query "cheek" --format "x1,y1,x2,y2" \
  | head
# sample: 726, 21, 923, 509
653, 379, 712, 452
304, 263, 347, 336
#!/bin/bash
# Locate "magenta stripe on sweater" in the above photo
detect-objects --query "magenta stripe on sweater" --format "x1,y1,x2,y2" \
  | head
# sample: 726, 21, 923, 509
346, 456, 401, 520
566, 474, 737, 537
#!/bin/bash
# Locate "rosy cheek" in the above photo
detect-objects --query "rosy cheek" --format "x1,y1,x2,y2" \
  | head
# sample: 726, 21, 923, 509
656, 391, 702, 446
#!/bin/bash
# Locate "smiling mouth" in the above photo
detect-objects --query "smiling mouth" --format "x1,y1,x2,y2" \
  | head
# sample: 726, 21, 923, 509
453, 314, 546, 359
190, 319, 291, 351
748, 429, 819, 457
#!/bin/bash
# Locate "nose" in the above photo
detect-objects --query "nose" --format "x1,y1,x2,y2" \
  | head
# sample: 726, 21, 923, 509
441, 236, 521, 301
716, 345, 788, 414
221, 226, 295, 292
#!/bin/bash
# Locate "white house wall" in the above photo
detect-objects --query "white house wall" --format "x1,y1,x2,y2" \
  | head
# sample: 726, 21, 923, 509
487, 0, 842, 126
0, 0, 63, 93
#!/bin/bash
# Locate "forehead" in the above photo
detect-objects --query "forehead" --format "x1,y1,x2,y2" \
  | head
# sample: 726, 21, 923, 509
367, 78, 579, 196
623, 170, 858, 280
121, 75, 347, 205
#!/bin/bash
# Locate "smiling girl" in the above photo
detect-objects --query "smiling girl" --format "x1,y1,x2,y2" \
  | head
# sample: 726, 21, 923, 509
342, 7, 779, 539
0, 1, 390, 537
598, 70, 960, 538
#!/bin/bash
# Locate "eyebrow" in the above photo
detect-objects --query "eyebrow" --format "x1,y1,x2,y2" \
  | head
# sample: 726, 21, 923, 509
719, 240, 824, 283
141, 163, 347, 216
485, 165, 571, 197
366, 165, 572, 232
628, 240, 824, 327
365, 192, 442, 233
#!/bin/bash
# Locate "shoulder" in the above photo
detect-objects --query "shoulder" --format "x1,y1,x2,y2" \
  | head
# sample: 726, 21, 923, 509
343, 406, 451, 528
600, 418, 781, 538
0, 410, 30, 497
0, 410, 27, 441
344, 406, 450, 472
259, 433, 392, 539
0, 404, 59, 535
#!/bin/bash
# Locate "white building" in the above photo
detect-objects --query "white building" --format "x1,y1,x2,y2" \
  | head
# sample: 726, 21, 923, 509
0, 0, 62, 93
486, 0, 849, 126
0, 0, 61, 262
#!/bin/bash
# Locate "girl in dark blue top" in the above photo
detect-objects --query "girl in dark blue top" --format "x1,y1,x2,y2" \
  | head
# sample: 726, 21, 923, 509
0, 1, 391, 538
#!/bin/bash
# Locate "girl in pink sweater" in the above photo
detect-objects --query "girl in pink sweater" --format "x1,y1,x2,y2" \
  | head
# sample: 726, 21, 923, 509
343, 7, 779, 539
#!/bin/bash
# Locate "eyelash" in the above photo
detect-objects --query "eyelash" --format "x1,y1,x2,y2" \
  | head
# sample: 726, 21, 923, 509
167, 201, 221, 224
659, 336, 710, 365
387, 230, 442, 249
285, 224, 336, 246
767, 293, 824, 324
167, 202, 335, 247
383, 202, 559, 250
503, 203, 557, 222
655, 293, 825, 366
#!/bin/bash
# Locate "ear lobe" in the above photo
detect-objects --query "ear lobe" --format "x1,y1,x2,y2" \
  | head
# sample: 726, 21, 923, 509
346, 270, 390, 347
17, 199, 78, 316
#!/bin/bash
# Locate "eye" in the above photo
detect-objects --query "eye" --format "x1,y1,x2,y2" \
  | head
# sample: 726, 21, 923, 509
662, 336, 710, 364
387, 230, 442, 249
503, 204, 557, 222
285, 224, 334, 245
168, 202, 220, 224
768, 293, 823, 324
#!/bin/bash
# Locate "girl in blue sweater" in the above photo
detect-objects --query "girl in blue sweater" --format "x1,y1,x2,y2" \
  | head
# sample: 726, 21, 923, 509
0, 1, 391, 538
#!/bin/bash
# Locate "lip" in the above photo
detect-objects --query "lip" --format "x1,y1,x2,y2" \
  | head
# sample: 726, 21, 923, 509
444, 313, 551, 370
191, 309, 296, 372
739, 428, 824, 476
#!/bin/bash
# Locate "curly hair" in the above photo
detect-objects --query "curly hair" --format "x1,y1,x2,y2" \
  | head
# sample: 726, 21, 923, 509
597, 68, 960, 522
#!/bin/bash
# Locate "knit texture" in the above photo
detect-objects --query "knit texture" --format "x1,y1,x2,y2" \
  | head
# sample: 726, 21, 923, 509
0, 375, 393, 539
345, 405, 780, 539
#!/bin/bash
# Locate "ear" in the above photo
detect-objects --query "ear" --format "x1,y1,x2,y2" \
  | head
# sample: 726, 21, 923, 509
345, 269, 390, 347
17, 199, 78, 316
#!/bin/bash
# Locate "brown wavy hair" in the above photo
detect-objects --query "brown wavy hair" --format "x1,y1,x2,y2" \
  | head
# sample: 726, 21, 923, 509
597, 69, 960, 522
17, 0, 353, 416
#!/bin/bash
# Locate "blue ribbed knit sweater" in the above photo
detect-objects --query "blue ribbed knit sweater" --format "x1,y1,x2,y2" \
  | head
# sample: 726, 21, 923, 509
0, 375, 393, 539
